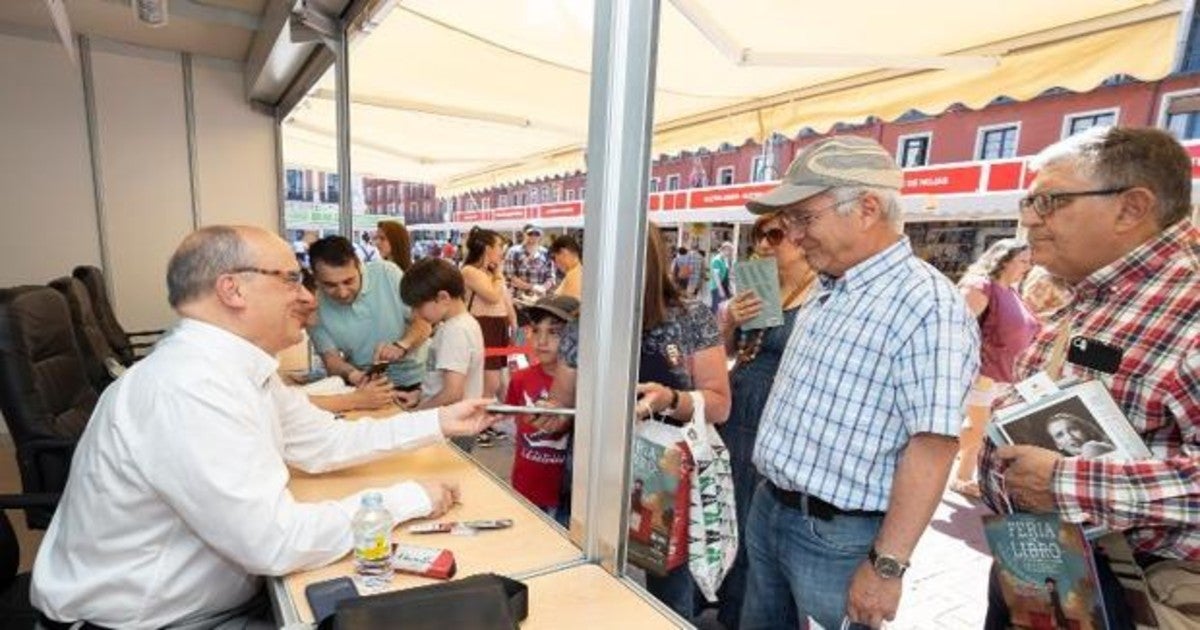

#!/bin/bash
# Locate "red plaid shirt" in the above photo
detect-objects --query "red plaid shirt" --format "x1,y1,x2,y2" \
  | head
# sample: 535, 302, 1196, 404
979, 220, 1200, 560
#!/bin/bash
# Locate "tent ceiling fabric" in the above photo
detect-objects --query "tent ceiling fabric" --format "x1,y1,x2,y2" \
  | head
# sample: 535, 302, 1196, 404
279, 0, 1184, 193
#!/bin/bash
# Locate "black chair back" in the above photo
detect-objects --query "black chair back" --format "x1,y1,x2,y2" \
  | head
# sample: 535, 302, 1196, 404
49, 277, 119, 391
0, 286, 95, 528
0, 493, 61, 627
71, 265, 133, 364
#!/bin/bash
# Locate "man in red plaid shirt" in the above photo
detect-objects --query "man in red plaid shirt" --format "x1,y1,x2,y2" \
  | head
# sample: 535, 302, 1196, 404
978, 126, 1199, 628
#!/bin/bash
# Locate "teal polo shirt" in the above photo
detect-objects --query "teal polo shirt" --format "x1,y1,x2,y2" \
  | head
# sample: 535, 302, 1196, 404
310, 260, 427, 387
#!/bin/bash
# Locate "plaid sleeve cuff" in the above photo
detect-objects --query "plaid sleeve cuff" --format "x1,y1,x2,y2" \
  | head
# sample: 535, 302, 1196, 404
1052, 457, 1098, 525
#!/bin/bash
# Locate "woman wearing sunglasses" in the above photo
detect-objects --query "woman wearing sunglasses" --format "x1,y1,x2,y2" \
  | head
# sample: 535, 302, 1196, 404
715, 212, 818, 629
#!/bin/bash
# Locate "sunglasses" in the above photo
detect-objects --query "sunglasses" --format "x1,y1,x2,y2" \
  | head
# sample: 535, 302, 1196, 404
755, 227, 787, 246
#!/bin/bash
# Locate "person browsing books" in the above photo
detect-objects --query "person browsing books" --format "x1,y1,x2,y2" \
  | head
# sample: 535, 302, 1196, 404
504, 294, 579, 526
977, 126, 1200, 628
397, 258, 487, 453
741, 136, 979, 630
714, 212, 818, 629
30, 226, 497, 629
307, 235, 430, 391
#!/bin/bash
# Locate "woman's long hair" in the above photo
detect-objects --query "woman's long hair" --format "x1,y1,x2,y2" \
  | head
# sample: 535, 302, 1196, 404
376, 220, 413, 272
464, 227, 502, 268
643, 223, 683, 330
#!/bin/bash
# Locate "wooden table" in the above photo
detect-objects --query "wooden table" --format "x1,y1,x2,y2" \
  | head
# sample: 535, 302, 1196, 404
274, 442, 584, 625
521, 564, 682, 629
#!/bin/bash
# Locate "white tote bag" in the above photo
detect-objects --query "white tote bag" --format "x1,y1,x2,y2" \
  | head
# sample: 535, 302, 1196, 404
682, 391, 738, 602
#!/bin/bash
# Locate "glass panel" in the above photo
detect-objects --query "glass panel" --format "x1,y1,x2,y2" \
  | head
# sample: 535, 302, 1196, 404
280, 65, 340, 263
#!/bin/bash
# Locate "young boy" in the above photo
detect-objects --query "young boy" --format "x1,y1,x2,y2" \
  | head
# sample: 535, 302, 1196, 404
398, 258, 485, 451
505, 295, 578, 525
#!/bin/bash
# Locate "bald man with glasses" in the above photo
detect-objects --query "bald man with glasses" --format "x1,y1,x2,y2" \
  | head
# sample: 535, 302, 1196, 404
32, 226, 499, 629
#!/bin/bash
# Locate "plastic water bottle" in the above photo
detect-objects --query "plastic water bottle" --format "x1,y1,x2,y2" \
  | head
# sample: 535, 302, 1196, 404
352, 492, 394, 589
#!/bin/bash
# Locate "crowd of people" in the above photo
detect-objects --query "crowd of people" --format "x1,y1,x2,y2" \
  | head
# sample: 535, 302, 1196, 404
27, 125, 1198, 629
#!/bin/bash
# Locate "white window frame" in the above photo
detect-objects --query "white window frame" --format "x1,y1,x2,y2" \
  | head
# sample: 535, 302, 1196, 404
1061, 107, 1120, 139
566, 189, 577, 200
499, 194, 509, 207
895, 132, 933, 168
666, 174, 680, 190
974, 122, 1021, 160
716, 166, 735, 186
1157, 87, 1200, 138
649, 177, 660, 192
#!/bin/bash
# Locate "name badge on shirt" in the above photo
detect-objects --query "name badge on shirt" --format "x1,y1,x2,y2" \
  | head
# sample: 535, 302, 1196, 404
1014, 371, 1060, 404
1067, 336, 1124, 375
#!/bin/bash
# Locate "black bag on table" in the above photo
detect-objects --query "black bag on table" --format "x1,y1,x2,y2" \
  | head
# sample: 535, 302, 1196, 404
317, 573, 529, 630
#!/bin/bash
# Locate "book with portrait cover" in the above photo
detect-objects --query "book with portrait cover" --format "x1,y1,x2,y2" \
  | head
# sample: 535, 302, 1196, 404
984, 513, 1109, 630
987, 380, 1151, 461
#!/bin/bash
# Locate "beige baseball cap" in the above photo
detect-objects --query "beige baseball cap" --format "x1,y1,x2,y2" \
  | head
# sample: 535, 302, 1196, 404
746, 136, 903, 214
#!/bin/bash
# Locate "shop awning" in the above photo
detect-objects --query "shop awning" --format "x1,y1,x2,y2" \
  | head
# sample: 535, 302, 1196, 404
279, 0, 1186, 194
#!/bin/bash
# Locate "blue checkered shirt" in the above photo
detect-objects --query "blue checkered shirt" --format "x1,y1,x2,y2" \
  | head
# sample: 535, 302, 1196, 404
753, 238, 980, 511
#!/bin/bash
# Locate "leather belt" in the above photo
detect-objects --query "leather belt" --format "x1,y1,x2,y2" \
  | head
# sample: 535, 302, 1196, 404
767, 482, 885, 521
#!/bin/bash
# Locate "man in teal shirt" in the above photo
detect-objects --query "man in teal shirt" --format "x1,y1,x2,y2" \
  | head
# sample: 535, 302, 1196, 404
308, 236, 429, 389
709, 241, 734, 313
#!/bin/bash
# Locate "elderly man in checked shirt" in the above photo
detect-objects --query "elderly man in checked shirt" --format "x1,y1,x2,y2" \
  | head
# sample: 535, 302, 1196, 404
740, 136, 980, 629
978, 127, 1200, 628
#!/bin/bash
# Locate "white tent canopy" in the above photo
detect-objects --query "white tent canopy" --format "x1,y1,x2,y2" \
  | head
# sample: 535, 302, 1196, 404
280, 0, 1186, 193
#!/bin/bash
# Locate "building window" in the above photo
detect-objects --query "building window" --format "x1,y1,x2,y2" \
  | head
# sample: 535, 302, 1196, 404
717, 167, 735, 186
324, 173, 340, 203
530, 188, 539, 203
649, 177, 660, 192
1063, 109, 1117, 138
566, 189, 576, 200
481, 198, 490, 209
285, 169, 307, 201
579, 187, 585, 199
976, 124, 1019, 160
499, 194, 509, 206
1162, 91, 1200, 140
666, 175, 680, 191
897, 133, 931, 167
551, 187, 560, 202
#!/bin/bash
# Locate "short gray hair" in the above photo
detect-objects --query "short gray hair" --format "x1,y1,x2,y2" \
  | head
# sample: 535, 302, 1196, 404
166, 226, 255, 307
832, 186, 904, 230
1031, 126, 1192, 227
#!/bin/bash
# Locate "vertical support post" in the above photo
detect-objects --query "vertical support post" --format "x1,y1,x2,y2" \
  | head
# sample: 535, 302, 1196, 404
274, 114, 287, 236
335, 28, 353, 237
182, 53, 202, 229
79, 35, 113, 297
573, 0, 661, 575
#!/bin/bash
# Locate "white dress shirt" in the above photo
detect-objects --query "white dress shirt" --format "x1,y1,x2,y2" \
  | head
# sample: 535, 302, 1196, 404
31, 318, 445, 628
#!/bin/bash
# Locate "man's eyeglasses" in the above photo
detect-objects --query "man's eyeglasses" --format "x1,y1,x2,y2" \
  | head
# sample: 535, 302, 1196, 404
781, 195, 860, 230
230, 267, 305, 289
1018, 187, 1130, 218
754, 227, 786, 246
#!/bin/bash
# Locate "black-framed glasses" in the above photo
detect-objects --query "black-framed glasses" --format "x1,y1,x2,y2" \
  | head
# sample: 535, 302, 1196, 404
229, 267, 305, 289
754, 227, 786, 246
781, 195, 860, 230
1018, 187, 1131, 218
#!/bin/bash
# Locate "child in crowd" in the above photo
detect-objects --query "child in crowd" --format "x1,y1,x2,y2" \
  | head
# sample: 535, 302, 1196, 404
398, 258, 485, 451
505, 295, 579, 526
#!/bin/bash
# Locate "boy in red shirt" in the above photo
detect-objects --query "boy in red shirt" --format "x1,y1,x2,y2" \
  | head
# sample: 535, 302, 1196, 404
505, 295, 578, 525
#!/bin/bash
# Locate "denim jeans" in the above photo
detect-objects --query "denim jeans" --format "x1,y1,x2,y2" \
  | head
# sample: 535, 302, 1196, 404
645, 563, 698, 622
740, 482, 883, 630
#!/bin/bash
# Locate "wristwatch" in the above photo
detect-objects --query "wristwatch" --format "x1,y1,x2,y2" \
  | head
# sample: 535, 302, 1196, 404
392, 340, 409, 357
868, 547, 909, 579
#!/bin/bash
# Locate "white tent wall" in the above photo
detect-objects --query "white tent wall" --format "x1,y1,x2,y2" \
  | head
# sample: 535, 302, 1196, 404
0, 25, 278, 333
0, 26, 103, 289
